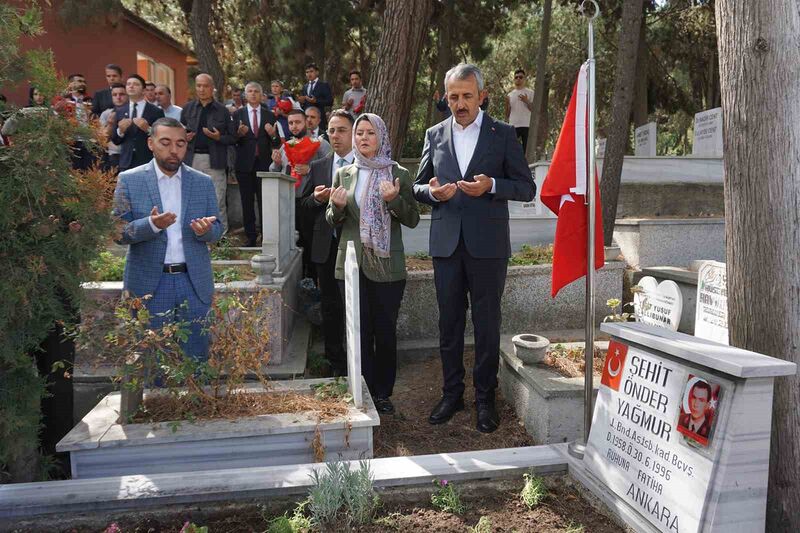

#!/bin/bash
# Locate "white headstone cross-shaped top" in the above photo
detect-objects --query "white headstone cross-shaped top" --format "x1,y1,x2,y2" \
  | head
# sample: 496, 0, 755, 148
695, 260, 728, 345
344, 241, 363, 408
634, 276, 683, 331
634, 122, 657, 157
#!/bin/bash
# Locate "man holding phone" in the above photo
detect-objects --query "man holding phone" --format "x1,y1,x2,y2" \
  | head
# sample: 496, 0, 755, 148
180, 73, 236, 233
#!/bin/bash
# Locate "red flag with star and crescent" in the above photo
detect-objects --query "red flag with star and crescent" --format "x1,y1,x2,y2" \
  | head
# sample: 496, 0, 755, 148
541, 62, 604, 298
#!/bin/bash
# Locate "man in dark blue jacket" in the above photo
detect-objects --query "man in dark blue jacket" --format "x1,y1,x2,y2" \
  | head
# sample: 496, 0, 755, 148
414, 63, 536, 434
112, 74, 164, 172
298, 63, 333, 127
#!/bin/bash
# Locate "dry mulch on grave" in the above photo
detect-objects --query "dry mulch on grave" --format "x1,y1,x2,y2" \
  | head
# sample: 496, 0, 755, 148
544, 345, 606, 380
373, 348, 535, 457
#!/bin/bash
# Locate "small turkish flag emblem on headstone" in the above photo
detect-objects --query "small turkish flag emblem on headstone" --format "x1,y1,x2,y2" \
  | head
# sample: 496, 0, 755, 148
601, 341, 628, 391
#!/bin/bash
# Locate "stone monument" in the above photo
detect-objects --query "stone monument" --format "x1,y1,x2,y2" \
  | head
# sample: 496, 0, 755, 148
694, 261, 728, 344
692, 108, 723, 158
635, 122, 657, 157
344, 241, 363, 408
634, 276, 683, 331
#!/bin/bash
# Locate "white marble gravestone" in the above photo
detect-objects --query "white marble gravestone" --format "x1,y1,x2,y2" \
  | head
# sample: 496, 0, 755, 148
634, 276, 683, 331
634, 122, 657, 157
692, 108, 723, 158
344, 241, 363, 408
582, 322, 796, 533
695, 261, 728, 345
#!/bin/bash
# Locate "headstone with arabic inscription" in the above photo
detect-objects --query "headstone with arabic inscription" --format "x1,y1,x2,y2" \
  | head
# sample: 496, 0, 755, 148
694, 261, 728, 345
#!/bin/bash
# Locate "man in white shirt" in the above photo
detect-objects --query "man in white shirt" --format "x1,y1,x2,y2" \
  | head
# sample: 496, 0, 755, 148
112, 117, 222, 360
155, 84, 183, 121
306, 105, 324, 139
99, 82, 127, 172
505, 69, 535, 152
414, 63, 535, 433
299, 109, 354, 375
342, 70, 367, 117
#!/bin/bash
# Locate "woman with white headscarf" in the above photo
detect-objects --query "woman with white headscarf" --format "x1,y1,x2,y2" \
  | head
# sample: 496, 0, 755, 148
325, 113, 419, 415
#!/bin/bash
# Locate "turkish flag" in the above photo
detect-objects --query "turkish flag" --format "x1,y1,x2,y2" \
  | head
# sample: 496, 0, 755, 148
601, 341, 628, 392
541, 62, 604, 298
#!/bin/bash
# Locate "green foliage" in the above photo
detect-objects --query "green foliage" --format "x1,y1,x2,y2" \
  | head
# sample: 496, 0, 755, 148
521, 471, 548, 509
430, 479, 466, 514
265, 500, 312, 533
308, 461, 380, 528
408, 250, 431, 260
603, 297, 634, 323
311, 377, 351, 403
214, 267, 243, 283
178, 522, 209, 533
88, 251, 126, 281
209, 236, 238, 260
0, 1, 115, 481
508, 244, 554, 266
468, 516, 493, 533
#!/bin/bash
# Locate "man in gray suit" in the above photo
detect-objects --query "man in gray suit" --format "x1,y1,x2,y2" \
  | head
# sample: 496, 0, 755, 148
113, 117, 223, 359
414, 64, 536, 433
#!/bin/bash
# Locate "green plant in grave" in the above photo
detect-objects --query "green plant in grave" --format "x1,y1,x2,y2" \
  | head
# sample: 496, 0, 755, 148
431, 479, 466, 514
311, 376, 352, 403
468, 516, 492, 533
209, 236, 238, 260
603, 297, 635, 323
265, 499, 312, 533
508, 243, 554, 266
307, 461, 380, 528
214, 267, 242, 283
520, 470, 548, 509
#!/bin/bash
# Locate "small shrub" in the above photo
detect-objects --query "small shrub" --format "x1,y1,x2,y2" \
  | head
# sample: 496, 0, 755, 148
603, 297, 634, 323
430, 479, 466, 514
312, 377, 351, 403
88, 251, 125, 281
468, 515, 492, 533
266, 499, 312, 533
508, 244, 554, 266
308, 461, 379, 528
209, 236, 239, 260
408, 250, 431, 260
214, 266, 242, 283
521, 471, 548, 509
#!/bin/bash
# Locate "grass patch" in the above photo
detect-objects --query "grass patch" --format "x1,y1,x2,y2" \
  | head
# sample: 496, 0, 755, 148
508, 243, 554, 266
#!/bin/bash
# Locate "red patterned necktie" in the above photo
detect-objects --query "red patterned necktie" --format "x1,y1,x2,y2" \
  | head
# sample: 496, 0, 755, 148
252, 108, 259, 156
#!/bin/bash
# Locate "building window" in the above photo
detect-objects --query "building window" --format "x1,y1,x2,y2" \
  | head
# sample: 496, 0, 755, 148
136, 52, 175, 97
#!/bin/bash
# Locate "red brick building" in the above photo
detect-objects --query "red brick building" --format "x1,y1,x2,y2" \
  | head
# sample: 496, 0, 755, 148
7, 3, 193, 106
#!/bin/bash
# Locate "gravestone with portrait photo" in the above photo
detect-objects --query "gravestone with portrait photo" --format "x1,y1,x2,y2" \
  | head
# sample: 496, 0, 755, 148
634, 276, 683, 331
578, 322, 796, 533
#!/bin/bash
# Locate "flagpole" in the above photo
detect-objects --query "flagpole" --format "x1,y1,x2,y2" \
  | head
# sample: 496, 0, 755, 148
569, 0, 600, 460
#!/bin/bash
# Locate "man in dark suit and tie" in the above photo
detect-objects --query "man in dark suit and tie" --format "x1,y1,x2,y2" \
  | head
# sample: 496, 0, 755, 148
298, 63, 333, 127
112, 74, 165, 172
414, 63, 536, 433
92, 63, 123, 117
299, 109, 355, 375
232, 81, 281, 247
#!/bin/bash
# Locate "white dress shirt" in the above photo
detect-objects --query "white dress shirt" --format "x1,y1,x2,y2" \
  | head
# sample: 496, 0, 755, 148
148, 163, 185, 264
118, 98, 145, 137
161, 104, 183, 121
355, 166, 371, 208
430, 109, 495, 201
246, 103, 261, 134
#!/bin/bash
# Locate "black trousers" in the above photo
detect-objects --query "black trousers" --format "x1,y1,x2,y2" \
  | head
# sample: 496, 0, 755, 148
433, 234, 507, 403
316, 239, 345, 372
339, 273, 406, 399
515, 127, 530, 154
237, 158, 267, 241
296, 199, 315, 279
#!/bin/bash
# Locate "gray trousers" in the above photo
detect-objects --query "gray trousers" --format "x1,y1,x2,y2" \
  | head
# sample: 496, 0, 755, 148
192, 153, 228, 233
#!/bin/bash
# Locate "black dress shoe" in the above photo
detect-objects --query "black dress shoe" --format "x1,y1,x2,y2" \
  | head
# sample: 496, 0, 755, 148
374, 397, 395, 415
428, 396, 465, 425
476, 402, 500, 433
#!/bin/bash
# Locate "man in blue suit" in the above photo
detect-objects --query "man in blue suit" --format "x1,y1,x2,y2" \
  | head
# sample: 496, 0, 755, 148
298, 63, 333, 127
113, 117, 223, 359
414, 64, 536, 433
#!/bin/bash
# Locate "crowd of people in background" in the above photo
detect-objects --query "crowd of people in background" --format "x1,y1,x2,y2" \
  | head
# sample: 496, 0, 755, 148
0, 60, 537, 433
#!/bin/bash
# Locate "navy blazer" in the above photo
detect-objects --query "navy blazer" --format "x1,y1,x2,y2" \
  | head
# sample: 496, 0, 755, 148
301, 80, 333, 120
111, 101, 165, 170
413, 113, 535, 259
300, 152, 338, 263
92, 87, 114, 117
232, 104, 281, 172
112, 161, 223, 304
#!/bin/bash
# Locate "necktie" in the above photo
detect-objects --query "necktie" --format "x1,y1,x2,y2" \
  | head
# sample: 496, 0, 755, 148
252, 108, 259, 156
338, 158, 347, 168
310, 81, 315, 95
131, 102, 138, 119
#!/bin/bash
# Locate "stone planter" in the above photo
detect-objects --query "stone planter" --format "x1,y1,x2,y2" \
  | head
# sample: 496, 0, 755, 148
57, 378, 379, 479
498, 338, 600, 444
511, 334, 549, 365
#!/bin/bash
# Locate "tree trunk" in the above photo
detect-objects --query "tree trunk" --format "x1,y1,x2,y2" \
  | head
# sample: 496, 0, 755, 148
435, 0, 455, 93
186, 0, 226, 99
536, 74, 550, 157
525, 0, 552, 163
367, 0, 434, 158
599, 0, 645, 246
715, 1, 800, 530
632, 21, 649, 127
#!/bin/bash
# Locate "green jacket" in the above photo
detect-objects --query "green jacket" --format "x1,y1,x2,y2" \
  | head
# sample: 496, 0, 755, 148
325, 164, 420, 282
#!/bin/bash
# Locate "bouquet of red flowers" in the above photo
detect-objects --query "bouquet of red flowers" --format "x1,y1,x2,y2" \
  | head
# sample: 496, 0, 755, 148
283, 136, 321, 187
353, 96, 366, 114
